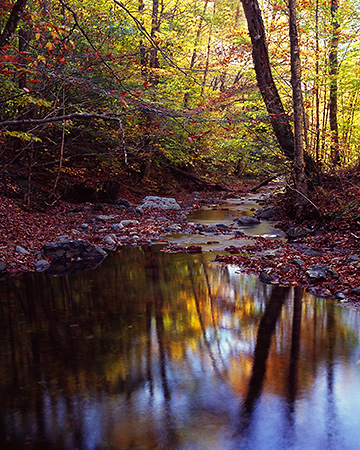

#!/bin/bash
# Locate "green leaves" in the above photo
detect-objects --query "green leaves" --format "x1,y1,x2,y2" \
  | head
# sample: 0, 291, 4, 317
3, 130, 42, 142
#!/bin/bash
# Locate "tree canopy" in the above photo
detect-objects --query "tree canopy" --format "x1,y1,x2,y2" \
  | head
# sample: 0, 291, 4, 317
1, 0, 360, 202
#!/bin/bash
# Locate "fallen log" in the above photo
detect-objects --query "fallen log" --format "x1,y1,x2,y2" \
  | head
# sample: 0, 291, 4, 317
167, 164, 229, 191
250, 173, 284, 192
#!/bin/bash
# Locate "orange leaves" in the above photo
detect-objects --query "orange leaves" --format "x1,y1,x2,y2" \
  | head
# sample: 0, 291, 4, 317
0, 54, 19, 63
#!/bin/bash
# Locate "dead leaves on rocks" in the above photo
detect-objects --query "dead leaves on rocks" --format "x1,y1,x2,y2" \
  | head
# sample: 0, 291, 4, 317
216, 232, 360, 300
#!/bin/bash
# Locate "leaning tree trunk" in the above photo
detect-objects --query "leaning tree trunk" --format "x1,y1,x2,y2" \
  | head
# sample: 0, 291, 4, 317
240, 0, 319, 181
289, 0, 308, 218
240, 0, 295, 161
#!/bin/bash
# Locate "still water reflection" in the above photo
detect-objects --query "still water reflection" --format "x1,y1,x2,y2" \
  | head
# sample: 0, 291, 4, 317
1, 246, 360, 450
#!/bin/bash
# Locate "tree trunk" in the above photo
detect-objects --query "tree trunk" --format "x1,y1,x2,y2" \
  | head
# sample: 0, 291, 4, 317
0, 0, 28, 48
329, 0, 340, 165
314, 0, 321, 163
201, 2, 216, 97
288, 0, 308, 218
184, 0, 209, 107
138, 0, 147, 75
240, 0, 295, 161
150, 0, 160, 69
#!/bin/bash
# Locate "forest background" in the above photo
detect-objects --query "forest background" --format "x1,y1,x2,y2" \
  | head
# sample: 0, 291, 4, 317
1, 0, 360, 222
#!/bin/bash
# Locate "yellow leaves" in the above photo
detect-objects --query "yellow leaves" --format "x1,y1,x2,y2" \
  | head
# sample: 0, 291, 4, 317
51, 31, 59, 40
37, 55, 46, 63
3, 131, 42, 142
45, 42, 54, 52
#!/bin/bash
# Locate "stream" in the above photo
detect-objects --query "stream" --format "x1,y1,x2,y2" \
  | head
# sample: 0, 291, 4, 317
1, 189, 360, 450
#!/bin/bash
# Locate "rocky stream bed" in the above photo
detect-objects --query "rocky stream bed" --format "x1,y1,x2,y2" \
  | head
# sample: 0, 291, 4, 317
1, 186, 360, 309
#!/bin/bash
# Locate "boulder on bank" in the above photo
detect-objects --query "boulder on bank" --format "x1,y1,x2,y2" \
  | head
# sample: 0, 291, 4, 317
43, 240, 107, 276
237, 216, 260, 225
256, 207, 277, 220
136, 196, 181, 213
34, 259, 50, 272
306, 265, 339, 283
286, 226, 312, 241
71, 181, 120, 203
0, 260, 7, 277
43, 240, 107, 263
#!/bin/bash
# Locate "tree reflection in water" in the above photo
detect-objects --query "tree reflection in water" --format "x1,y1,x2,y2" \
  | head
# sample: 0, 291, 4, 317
0, 246, 360, 449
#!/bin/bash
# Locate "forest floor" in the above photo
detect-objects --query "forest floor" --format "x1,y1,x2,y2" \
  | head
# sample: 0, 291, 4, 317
1, 167, 360, 309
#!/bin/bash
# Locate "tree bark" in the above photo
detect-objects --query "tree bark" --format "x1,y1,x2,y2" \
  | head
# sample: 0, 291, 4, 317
240, 0, 295, 161
201, 2, 216, 97
314, 0, 320, 163
184, 0, 209, 107
329, 0, 340, 165
0, 0, 28, 49
288, 0, 308, 218
150, 0, 160, 69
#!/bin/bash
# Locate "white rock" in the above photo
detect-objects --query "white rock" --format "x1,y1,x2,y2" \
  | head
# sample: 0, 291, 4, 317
103, 234, 117, 246
120, 220, 140, 227
137, 196, 181, 212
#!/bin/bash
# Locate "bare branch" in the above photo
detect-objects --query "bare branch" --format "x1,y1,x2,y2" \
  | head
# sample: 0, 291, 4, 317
0, 111, 132, 127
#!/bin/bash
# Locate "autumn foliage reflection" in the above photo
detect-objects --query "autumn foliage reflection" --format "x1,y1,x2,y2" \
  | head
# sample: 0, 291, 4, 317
0, 246, 359, 449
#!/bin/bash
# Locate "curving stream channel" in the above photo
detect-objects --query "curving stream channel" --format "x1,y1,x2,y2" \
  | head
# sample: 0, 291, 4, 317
1, 190, 360, 450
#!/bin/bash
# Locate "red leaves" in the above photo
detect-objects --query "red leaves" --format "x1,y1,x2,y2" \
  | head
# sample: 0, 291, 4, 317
0, 54, 19, 63
188, 130, 210, 143
0, 69, 15, 76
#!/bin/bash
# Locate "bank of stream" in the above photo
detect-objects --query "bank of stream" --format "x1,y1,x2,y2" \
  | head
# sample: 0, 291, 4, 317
1, 186, 360, 449
166, 188, 285, 251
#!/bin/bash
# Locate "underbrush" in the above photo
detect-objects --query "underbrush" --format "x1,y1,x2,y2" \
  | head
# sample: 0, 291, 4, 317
275, 171, 360, 232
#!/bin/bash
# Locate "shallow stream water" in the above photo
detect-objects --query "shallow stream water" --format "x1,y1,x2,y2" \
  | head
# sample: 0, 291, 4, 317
1, 190, 360, 450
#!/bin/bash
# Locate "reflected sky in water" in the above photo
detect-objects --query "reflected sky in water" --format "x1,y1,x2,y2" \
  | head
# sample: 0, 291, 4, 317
0, 246, 360, 450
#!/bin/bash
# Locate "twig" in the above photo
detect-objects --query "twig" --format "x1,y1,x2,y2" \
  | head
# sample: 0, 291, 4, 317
284, 177, 321, 215
0, 112, 128, 127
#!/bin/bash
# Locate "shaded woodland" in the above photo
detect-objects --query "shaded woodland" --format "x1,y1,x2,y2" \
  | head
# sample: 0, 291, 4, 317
0, 0, 359, 218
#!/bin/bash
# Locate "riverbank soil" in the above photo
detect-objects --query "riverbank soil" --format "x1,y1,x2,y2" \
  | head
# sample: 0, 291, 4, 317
1, 165, 360, 307
0, 161, 244, 275
216, 174, 360, 307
